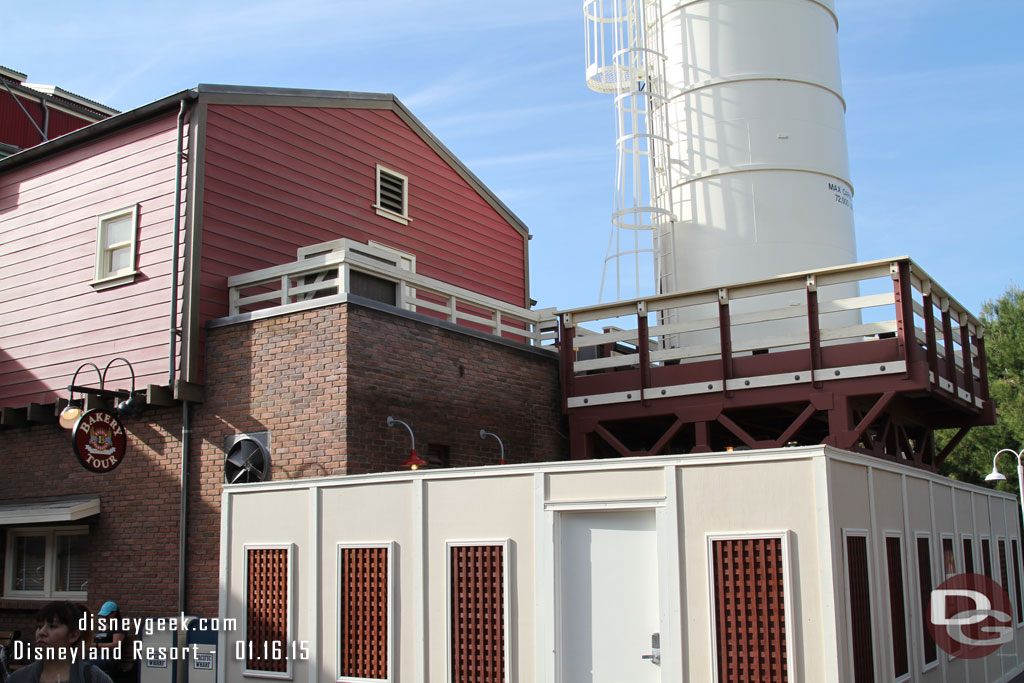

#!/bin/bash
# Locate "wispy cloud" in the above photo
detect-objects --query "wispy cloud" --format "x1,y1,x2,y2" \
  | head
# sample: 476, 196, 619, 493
423, 102, 601, 144
466, 148, 606, 169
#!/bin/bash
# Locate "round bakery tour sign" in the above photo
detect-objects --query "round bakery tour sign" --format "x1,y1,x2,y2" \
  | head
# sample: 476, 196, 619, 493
72, 408, 128, 473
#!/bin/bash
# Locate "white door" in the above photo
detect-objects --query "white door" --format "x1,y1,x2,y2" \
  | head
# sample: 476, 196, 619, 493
559, 510, 661, 683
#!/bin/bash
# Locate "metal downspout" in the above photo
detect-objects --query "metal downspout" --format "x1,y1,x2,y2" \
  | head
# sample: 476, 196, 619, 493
169, 97, 190, 387
179, 400, 191, 615
171, 94, 195, 615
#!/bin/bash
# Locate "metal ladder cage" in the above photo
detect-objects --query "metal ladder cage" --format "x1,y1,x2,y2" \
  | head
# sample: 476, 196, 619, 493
585, 0, 675, 303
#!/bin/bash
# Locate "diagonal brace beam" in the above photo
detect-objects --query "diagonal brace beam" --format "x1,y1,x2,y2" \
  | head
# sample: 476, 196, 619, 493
717, 413, 758, 449
936, 426, 971, 467
774, 403, 818, 447
594, 423, 636, 459
838, 391, 896, 450
649, 417, 686, 456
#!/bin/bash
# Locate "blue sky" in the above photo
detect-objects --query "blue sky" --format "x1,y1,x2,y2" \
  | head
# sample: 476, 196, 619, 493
4, 0, 1021, 315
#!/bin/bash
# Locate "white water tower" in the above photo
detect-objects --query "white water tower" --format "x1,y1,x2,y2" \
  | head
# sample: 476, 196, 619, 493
658, 0, 856, 294
586, 0, 858, 328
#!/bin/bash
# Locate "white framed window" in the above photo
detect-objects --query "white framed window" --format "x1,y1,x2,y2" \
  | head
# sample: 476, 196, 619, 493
373, 165, 409, 225
337, 542, 395, 683
3, 526, 88, 600
92, 205, 139, 289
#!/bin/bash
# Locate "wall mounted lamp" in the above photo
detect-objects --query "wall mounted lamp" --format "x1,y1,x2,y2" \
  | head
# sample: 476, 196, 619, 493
986, 449, 1024, 522
480, 429, 505, 465
59, 357, 145, 429
986, 448, 1023, 481
387, 416, 426, 470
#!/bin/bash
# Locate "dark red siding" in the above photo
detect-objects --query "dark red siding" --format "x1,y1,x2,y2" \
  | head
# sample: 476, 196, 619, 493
0, 114, 186, 408
198, 104, 527, 332
0, 91, 101, 151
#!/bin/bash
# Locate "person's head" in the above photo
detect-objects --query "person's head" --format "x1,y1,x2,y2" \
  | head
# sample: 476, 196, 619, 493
97, 600, 119, 619
34, 601, 85, 653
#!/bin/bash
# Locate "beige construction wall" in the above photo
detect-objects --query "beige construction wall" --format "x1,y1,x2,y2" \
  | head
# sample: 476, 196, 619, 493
219, 447, 1023, 683
828, 453, 1024, 683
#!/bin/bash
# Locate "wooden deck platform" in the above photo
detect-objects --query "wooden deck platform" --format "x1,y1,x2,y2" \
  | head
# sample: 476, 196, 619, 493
557, 257, 993, 468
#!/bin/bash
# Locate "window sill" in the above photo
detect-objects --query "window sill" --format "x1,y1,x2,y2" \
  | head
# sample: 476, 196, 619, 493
90, 271, 138, 291
1, 596, 61, 609
373, 205, 409, 226
0, 593, 88, 608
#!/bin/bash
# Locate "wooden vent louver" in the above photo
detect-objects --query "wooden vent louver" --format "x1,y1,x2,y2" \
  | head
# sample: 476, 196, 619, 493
1013, 540, 1023, 624
340, 547, 389, 680
885, 537, 909, 678
999, 540, 1010, 611
451, 544, 505, 683
246, 547, 289, 673
713, 537, 787, 683
846, 535, 875, 682
963, 537, 975, 574
916, 537, 938, 664
378, 170, 405, 216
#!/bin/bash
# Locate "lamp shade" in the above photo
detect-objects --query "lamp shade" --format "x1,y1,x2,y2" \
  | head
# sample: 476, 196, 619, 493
115, 393, 144, 417
59, 402, 83, 430
402, 449, 427, 470
986, 468, 1007, 482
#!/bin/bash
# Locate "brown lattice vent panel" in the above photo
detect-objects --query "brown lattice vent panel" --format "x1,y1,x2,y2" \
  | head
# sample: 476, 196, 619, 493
999, 540, 1010, 596
340, 547, 389, 679
451, 544, 505, 683
963, 537, 975, 574
247, 547, 289, 673
885, 537, 909, 678
1013, 540, 1023, 624
846, 535, 875, 682
916, 537, 937, 664
712, 537, 787, 683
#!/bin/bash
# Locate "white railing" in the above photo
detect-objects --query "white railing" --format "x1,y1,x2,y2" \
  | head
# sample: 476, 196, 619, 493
557, 257, 987, 408
223, 240, 558, 348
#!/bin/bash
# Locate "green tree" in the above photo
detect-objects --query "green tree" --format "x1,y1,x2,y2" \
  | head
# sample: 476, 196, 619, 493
940, 286, 1024, 494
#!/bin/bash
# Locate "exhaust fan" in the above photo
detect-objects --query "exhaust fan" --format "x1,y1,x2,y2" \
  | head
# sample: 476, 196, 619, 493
224, 436, 271, 483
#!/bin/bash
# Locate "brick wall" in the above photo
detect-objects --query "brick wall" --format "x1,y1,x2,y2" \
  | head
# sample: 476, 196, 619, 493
344, 303, 565, 472
1, 298, 565, 632
0, 406, 183, 640
186, 298, 565, 615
